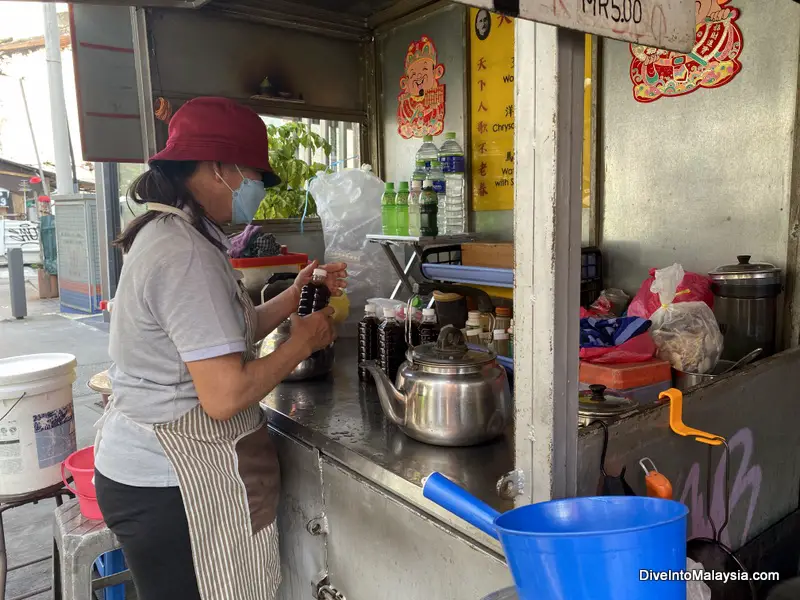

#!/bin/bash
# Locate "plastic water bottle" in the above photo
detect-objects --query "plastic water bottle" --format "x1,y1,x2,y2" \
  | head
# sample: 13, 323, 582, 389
419, 180, 438, 237
412, 159, 428, 184
439, 132, 466, 234
381, 182, 396, 235
427, 160, 447, 235
416, 135, 439, 170
408, 180, 422, 237
395, 181, 409, 236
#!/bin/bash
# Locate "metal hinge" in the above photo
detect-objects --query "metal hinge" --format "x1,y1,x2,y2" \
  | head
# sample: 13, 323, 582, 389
318, 584, 347, 600
306, 514, 329, 536
496, 469, 525, 500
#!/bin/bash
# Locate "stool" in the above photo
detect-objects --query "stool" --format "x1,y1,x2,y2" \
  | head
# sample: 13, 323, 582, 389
87, 371, 112, 409
53, 499, 132, 600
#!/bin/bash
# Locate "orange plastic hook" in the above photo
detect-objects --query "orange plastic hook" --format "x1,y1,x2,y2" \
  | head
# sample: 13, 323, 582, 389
659, 388, 725, 446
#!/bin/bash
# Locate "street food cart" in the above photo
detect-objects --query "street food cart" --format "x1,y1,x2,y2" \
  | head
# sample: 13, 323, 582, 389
59, 0, 800, 597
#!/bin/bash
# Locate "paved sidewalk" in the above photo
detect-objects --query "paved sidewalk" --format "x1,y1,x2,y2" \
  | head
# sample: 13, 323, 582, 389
1, 269, 111, 599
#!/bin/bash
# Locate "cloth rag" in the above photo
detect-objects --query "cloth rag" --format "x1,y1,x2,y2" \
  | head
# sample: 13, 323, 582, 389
580, 316, 651, 349
229, 224, 261, 258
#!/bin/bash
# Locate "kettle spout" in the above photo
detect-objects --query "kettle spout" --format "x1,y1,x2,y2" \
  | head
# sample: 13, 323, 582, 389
361, 361, 406, 426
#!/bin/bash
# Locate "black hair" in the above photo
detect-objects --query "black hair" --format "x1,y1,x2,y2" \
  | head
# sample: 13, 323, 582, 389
114, 160, 227, 253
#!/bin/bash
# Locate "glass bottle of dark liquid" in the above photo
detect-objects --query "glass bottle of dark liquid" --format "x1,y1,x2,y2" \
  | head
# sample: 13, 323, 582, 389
378, 307, 407, 382
418, 308, 440, 345
358, 304, 379, 382
297, 268, 330, 316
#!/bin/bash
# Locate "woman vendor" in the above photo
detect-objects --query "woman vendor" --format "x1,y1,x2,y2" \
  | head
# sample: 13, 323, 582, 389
93, 97, 345, 600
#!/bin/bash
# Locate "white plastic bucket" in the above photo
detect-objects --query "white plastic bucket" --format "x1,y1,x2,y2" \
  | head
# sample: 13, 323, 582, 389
0, 354, 78, 498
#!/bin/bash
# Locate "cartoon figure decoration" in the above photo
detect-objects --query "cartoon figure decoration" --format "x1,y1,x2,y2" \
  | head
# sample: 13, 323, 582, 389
629, 0, 743, 103
397, 36, 446, 139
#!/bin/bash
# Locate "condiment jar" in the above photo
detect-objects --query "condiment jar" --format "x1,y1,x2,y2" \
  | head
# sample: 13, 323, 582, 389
492, 329, 510, 357
495, 307, 512, 334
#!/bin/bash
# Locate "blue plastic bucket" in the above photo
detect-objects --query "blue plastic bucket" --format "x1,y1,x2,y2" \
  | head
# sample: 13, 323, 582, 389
423, 472, 688, 600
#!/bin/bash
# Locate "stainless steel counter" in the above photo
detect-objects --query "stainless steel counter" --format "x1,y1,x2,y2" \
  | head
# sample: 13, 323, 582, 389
262, 344, 513, 550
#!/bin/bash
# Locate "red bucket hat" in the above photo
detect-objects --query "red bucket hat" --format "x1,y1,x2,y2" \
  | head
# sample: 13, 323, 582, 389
150, 97, 280, 188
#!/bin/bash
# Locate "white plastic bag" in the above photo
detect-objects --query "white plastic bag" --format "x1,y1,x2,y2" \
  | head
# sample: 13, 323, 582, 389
649, 264, 723, 374
309, 167, 401, 338
686, 558, 712, 600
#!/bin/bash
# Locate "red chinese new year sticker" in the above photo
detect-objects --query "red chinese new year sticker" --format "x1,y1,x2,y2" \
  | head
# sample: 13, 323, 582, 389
629, 0, 743, 103
397, 36, 446, 139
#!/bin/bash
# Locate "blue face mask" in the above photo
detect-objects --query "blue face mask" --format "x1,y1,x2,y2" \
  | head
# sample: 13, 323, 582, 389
223, 166, 265, 225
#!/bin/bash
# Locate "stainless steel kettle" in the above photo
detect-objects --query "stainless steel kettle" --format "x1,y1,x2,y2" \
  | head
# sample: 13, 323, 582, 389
363, 326, 512, 447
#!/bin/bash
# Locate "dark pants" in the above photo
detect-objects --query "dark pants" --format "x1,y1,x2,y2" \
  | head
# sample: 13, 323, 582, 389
95, 470, 202, 600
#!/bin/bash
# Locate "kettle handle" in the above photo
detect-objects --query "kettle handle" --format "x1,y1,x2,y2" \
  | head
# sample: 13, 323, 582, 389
260, 272, 299, 304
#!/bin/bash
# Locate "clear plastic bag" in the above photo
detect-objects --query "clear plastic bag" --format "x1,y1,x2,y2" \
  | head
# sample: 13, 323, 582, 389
686, 558, 712, 600
649, 264, 724, 374
309, 167, 401, 338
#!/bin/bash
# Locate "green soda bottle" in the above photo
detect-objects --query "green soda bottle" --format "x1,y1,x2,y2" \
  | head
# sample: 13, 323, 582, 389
395, 181, 410, 236
381, 182, 396, 235
419, 179, 438, 237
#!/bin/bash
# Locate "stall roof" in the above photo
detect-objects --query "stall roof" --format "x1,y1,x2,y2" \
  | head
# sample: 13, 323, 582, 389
201, 0, 441, 37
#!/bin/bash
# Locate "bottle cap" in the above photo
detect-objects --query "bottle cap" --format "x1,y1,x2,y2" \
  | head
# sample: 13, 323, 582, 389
445, 132, 456, 139
313, 268, 327, 278
411, 180, 422, 189
422, 179, 433, 187
468, 310, 481, 319
398, 181, 409, 191
496, 307, 512, 317
423, 135, 433, 142
365, 303, 376, 314
383, 307, 396, 318
384, 182, 395, 191
422, 308, 436, 317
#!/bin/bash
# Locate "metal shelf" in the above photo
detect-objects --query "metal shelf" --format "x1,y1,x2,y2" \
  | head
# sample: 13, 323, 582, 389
366, 233, 478, 245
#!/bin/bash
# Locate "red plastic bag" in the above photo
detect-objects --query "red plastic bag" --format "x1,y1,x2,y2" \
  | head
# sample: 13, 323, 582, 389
628, 267, 714, 319
579, 332, 656, 364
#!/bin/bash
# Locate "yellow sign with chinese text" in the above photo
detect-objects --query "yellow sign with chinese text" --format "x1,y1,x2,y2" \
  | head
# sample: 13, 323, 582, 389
470, 8, 515, 212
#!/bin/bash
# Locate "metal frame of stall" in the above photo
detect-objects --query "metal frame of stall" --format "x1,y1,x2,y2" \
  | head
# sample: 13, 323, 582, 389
74, 0, 701, 508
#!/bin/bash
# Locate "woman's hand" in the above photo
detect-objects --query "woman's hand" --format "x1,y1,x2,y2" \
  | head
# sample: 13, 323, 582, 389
293, 260, 348, 298
290, 306, 337, 354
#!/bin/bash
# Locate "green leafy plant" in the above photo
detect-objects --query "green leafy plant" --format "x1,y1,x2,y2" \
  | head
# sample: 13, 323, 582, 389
254, 122, 332, 219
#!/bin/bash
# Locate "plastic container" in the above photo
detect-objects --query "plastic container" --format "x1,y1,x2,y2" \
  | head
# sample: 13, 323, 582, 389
0, 353, 78, 498
492, 330, 510, 357
395, 182, 410, 236
423, 472, 689, 600
415, 135, 439, 169
381, 182, 397, 235
427, 160, 447, 235
328, 292, 350, 324
61, 447, 102, 520
358, 304, 380, 382
495, 307, 512, 335
408, 180, 422, 237
412, 159, 428, 184
378, 307, 407, 381
579, 358, 671, 390
418, 308, 440, 345
229, 251, 308, 303
419, 180, 439, 237
298, 268, 331, 316
439, 132, 466, 234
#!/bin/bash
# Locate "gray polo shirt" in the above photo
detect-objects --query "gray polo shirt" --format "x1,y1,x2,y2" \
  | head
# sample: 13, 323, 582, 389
95, 213, 246, 487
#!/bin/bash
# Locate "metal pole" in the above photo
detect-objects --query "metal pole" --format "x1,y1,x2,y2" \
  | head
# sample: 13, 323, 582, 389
18, 79, 50, 197
8, 248, 27, 319
43, 4, 75, 194
95, 163, 122, 310
513, 21, 584, 504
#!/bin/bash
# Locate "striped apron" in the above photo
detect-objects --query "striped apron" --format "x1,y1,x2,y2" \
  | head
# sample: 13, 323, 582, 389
148, 203, 282, 600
